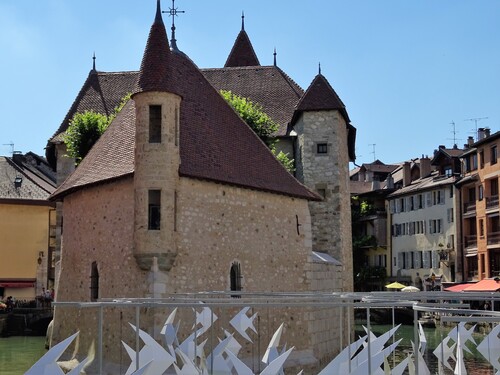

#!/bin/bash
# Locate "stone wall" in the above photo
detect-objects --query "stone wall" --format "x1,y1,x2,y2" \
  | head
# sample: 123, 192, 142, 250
171, 178, 312, 293
53, 175, 346, 373
133, 91, 181, 272
52, 177, 148, 353
294, 110, 353, 292
54, 142, 76, 293
304, 257, 346, 364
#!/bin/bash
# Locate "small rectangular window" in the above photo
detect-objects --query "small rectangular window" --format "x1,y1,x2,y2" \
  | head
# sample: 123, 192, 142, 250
174, 106, 179, 146
491, 178, 499, 196
491, 145, 498, 165
149, 105, 162, 143
317, 188, 326, 199
317, 143, 328, 154
447, 208, 454, 223
148, 190, 161, 230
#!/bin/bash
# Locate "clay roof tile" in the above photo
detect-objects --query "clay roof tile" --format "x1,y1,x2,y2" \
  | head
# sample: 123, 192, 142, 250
224, 30, 260, 68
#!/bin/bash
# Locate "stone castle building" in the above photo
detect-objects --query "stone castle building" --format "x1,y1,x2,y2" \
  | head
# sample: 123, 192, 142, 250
47, 1, 356, 371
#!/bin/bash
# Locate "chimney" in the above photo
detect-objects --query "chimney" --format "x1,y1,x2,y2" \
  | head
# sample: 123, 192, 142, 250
403, 162, 412, 187
420, 156, 431, 178
386, 174, 394, 189
467, 136, 474, 147
485, 128, 491, 138
359, 169, 366, 182
12, 151, 25, 165
478, 128, 486, 140
371, 179, 380, 191
366, 170, 374, 182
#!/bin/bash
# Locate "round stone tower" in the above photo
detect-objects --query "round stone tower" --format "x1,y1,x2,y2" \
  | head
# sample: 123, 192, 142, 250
132, 0, 181, 272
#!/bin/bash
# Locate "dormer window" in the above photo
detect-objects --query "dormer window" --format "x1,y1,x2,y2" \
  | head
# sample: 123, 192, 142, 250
14, 176, 22, 188
149, 105, 162, 143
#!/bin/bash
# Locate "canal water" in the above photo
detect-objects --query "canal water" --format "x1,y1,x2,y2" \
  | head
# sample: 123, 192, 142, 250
0, 325, 497, 374
0, 336, 46, 375
363, 324, 496, 374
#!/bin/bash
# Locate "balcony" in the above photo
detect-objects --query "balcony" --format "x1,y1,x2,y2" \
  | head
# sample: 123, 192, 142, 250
486, 195, 499, 210
465, 234, 477, 248
463, 201, 476, 214
467, 269, 479, 281
487, 231, 500, 246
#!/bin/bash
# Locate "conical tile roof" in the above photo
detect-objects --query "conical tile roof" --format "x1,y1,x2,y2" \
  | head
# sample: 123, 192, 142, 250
134, 0, 175, 94
224, 29, 260, 67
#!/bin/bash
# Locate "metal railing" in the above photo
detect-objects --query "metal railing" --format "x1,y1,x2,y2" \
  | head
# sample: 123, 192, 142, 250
463, 201, 476, 213
486, 195, 499, 210
487, 231, 500, 245
465, 234, 477, 248
50, 291, 500, 375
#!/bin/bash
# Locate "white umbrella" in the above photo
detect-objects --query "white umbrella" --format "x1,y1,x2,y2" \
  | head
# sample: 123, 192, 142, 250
402, 286, 419, 292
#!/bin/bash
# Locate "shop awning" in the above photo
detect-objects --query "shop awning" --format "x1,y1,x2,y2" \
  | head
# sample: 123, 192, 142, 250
444, 283, 473, 292
463, 278, 500, 292
0, 280, 35, 288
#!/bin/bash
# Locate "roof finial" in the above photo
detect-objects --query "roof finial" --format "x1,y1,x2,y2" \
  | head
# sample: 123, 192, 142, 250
273, 47, 277, 66
241, 11, 245, 31
163, 0, 185, 51
92, 52, 96, 71
155, 0, 162, 23
318, 62, 321, 75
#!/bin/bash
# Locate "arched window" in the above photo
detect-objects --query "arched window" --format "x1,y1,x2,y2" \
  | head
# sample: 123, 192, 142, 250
230, 262, 242, 298
90, 261, 99, 301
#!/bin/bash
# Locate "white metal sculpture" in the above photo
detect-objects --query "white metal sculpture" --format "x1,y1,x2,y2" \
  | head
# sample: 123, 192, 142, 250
25, 332, 80, 375
230, 306, 258, 342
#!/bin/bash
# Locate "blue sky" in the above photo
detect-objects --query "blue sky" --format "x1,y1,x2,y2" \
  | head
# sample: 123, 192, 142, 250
1, 1, 499, 167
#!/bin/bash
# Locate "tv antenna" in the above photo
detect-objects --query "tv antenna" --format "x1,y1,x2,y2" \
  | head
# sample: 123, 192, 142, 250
369, 143, 376, 161
3, 142, 14, 155
447, 121, 459, 147
464, 117, 488, 140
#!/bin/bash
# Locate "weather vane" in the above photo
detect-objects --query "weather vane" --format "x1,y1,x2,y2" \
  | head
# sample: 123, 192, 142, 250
162, 0, 185, 50
163, 0, 185, 26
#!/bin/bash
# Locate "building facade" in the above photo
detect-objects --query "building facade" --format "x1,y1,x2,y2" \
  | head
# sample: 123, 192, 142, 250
47, 2, 356, 371
350, 160, 399, 290
459, 130, 500, 281
387, 154, 461, 289
0, 152, 56, 299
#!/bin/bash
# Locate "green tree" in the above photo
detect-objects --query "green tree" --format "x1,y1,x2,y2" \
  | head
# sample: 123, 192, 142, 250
220, 90, 278, 140
63, 111, 109, 164
220, 90, 295, 172
63, 93, 131, 164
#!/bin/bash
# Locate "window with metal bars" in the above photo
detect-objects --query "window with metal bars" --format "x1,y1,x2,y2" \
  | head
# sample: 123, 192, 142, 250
230, 262, 242, 298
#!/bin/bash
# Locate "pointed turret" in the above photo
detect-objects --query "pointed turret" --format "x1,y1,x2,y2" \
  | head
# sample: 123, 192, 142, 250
295, 73, 349, 122
135, 0, 173, 94
224, 13, 260, 67
292, 70, 356, 292
294, 72, 356, 160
